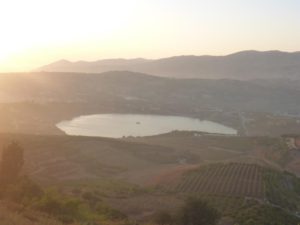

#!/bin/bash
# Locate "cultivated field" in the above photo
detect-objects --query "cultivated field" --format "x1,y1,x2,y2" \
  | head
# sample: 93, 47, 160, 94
162, 163, 265, 199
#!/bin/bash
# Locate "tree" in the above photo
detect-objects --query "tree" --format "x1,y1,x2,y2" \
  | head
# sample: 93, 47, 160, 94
153, 210, 173, 225
176, 198, 220, 225
0, 141, 24, 185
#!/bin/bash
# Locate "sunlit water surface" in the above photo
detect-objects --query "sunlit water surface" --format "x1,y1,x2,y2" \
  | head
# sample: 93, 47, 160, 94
57, 114, 237, 138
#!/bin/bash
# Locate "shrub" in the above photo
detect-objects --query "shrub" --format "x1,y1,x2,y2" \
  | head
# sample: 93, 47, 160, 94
153, 210, 173, 225
176, 198, 220, 225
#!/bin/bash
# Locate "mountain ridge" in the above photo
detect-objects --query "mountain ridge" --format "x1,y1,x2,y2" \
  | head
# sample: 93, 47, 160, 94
37, 50, 300, 79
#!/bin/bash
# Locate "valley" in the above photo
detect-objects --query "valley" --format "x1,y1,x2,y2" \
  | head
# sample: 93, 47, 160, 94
0, 71, 300, 137
0, 71, 300, 224
0, 0, 299, 223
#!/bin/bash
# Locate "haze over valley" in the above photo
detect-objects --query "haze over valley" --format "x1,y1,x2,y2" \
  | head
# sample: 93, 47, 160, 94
1, 1, 300, 225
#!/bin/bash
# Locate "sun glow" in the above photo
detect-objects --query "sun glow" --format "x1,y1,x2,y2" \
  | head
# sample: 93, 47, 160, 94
0, 0, 142, 71
0, 0, 299, 72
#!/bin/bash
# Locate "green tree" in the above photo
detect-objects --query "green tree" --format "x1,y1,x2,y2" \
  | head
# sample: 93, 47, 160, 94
177, 198, 220, 225
0, 141, 24, 185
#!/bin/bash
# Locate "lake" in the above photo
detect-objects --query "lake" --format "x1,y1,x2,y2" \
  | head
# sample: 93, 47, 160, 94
56, 114, 237, 138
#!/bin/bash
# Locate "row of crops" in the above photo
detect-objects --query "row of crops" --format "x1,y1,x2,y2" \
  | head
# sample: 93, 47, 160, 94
165, 163, 265, 199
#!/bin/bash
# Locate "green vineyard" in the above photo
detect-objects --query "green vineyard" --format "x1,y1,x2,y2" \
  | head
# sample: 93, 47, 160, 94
165, 163, 265, 199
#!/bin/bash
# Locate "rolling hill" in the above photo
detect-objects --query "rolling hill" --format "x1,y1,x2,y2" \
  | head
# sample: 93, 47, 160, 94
0, 71, 300, 114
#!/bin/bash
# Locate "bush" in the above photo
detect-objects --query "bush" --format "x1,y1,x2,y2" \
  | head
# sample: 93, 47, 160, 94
4, 176, 44, 203
176, 198, 220, 225
96, 204, 127, 220
153, 210, 173, 225
34, 189, 85, 223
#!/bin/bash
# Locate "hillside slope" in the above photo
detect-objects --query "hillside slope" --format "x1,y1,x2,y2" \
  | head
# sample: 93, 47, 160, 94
0, 71, 300, 115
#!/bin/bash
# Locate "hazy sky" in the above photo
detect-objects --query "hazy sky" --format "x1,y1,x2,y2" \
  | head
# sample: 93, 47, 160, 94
0, 0, 299, 71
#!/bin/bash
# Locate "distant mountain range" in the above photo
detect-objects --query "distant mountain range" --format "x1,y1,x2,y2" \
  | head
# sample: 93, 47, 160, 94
38, 50, 300, 79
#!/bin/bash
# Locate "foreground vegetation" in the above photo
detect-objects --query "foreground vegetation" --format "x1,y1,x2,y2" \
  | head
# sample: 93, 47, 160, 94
0, 142, 130, 225
1, 135, 300, 225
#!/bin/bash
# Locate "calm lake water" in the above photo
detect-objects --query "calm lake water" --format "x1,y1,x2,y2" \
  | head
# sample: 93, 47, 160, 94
56, 114, 237, 138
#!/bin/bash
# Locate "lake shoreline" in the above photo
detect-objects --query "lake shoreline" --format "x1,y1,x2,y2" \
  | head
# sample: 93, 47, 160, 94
57, 113, 238, 138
